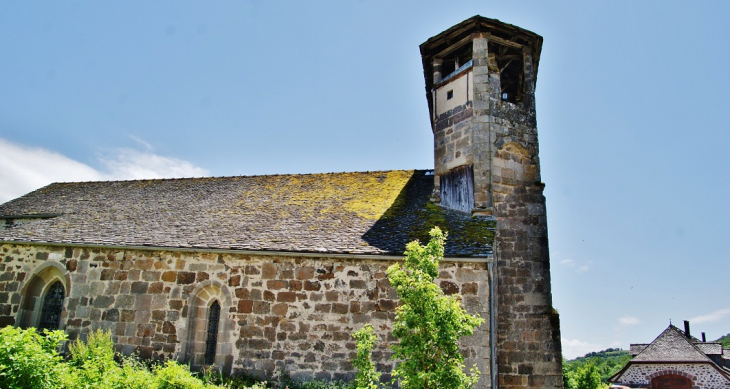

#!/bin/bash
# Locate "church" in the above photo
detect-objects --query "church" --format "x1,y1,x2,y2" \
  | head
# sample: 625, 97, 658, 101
0, 16, 563, 389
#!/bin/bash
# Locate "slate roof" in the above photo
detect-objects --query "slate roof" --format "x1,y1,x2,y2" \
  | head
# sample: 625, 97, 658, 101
696, 342, 723, 356
630, 344, 648, 356
0, 170, 494, 257
632, 325, 712, 362
612, 325, 730, 384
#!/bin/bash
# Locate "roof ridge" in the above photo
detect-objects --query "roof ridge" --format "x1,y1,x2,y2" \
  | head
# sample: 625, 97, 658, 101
633, 325, 713, 363
44, 169, 430, 186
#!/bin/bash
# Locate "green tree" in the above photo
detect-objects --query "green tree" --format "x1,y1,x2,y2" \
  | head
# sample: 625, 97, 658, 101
386, 227, 484, 389
715, 333, 730, 349
574, 362, 602, 389
352, 325, 381, 389
563, 359, 575, 389
0, 326, 68, 389
563, 348, 631, 387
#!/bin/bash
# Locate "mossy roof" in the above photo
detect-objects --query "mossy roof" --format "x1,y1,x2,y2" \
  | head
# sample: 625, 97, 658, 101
0, 170, 494, 257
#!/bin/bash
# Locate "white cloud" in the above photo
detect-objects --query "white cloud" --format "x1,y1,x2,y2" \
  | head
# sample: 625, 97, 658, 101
0, 138, 209, 204
99, 148, 209, 180
128, 135, 154, 151
561, 338, 600, 360
618, 316, 641, 326
690, 308, 730, 324
562, 338, 623, 360
561, 259, 575, 266
559, 258, 589, 272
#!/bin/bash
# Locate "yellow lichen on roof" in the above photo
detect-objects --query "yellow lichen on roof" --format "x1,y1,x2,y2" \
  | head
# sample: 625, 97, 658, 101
285, 170, 415, 220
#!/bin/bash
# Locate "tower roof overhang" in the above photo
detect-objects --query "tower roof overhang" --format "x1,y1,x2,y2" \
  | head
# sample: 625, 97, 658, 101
419, 15, 543, 122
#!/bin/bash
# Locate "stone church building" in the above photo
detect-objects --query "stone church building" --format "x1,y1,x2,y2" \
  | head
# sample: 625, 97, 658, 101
0, 16, 563, 388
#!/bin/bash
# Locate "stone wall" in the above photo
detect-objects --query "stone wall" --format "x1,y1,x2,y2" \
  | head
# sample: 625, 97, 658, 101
617, 363, 730, 388
488, 45, 564, 389
433, 97, 474, 177
0, 243, 490, 386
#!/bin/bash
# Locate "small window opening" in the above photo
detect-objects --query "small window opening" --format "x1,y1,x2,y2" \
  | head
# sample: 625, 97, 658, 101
204, 300, 221, 366
447, 90, 454, 100
488, 39, 526, 104
38, 281, 64, 331
439, 44, 473, 81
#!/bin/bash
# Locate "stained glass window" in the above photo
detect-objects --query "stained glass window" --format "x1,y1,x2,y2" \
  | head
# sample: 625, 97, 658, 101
205, 300, 221, 365
38, 281, 64, 331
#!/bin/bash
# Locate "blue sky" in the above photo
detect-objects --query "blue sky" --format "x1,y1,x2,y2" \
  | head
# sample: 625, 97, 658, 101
1, 1, 729, 359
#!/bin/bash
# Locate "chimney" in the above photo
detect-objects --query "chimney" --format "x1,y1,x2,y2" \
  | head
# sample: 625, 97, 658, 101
684, 320, 691, 338
702, 332, 706, 342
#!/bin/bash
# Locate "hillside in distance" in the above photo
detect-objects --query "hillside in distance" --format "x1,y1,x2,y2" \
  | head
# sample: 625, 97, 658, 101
564, 348, 631, 386
715, 333, 730, 348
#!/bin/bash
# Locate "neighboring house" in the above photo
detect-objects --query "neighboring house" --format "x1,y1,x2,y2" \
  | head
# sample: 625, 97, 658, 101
0, 16, 563, 388
610, 322, 730, 388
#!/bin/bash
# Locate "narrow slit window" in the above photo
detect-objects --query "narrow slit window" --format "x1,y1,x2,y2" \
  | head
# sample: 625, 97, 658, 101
447, 90, 454, 100
38, 281, 64, 331
204, 300, 221, 365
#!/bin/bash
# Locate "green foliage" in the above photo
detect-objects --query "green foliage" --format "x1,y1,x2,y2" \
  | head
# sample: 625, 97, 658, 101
563, 359, 573, 389
276, 377, 348, 389
714, 333, 730, 348
299, 380, 349, 389
118, 355, 157, 389
352, 325, 380, 389
67, 328, 122, 387
563, 348, 631, 389
154, 360, 214, 389
386, 227, 484, 389
0, 326, 68, 389
573, 362, 602, 389
210, 371, 266, 389
0, 325, 269, 389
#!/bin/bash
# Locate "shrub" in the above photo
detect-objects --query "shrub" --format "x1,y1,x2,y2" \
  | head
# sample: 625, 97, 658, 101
154, 360, 215, 389
351, 325, 380, 389
118, 355, 156, 389
67, 328, 124, 388
0, 326, 68, 389
213, 371, 266, 389
386, 227, 484, 389
299, 380, 349, 389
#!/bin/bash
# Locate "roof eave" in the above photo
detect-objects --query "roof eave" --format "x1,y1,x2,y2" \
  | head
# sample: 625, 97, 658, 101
0, 240, 493, 263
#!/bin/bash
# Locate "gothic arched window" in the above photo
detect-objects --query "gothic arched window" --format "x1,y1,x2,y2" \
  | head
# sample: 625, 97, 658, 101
182, 281, 232, 374
18, 263, 68, 330
38, 281, 65, 331
204, 300, 221, 366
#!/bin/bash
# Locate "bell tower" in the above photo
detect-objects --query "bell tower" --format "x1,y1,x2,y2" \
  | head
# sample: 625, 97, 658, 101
420, 16, 563, 388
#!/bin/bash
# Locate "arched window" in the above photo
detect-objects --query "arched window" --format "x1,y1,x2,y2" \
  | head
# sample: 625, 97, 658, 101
182, 281, 232, 374
38, 281, 65, 331
204, 300, 221, 366
18, 263, 68, 330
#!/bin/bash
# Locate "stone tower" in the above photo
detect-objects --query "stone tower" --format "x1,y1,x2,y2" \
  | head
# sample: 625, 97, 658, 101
420, 16, 563, 388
